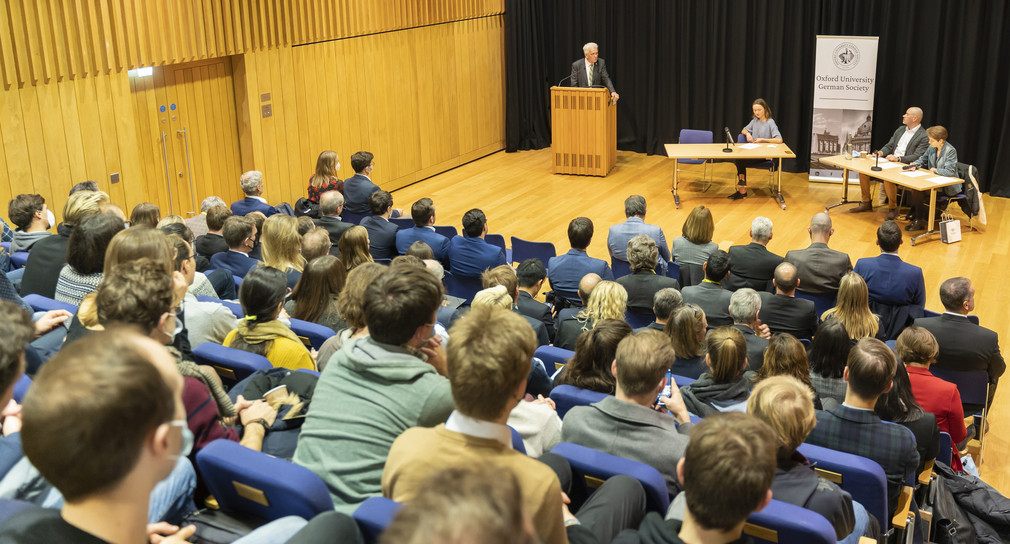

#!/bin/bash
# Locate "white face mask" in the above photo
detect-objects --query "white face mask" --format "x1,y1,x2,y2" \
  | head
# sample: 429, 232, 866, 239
45, 209, 55, 229
168, 420, 194, 459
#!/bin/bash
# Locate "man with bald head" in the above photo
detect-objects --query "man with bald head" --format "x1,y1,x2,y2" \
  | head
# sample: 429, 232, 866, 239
758, 262, 818, 340
850, 107, 929, 220
785, 212, 853, 296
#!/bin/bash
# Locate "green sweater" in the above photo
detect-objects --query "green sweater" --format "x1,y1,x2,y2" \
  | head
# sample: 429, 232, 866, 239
292, 337, 453, 512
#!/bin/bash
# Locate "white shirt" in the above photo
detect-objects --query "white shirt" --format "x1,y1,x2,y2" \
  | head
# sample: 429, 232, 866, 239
445, 411, 512, 449
893, 125, 921, 158
251, 195, 267, 203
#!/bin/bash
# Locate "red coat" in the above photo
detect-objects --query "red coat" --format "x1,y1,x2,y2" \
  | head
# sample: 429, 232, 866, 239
906, 365, 966, 471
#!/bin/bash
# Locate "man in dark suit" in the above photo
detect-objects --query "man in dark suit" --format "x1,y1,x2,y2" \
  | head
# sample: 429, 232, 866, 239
360, 190, 399, 260
635, 288, 681, 333
314, 190, 353, 247
193, 204, 232, 258
785, 212, 853, 296
548, 217, 614, 299
230, 170, 278, 217
447, 208, 507, 278
914, 277, 1005, 413
723, 217, 783, 293
482, 265, 551, 347
729, 288, 770, 372
209, 216, 259, 278
616, 235, 679, 315
396, 197, 450, 263
758, 262, 818, 340
806, 338, 919, 517
516, 258, 555, 342
853, 221, 925, 307
681, 250, 734, 327
556, 273, 600, 327
850, 107, 930, 220
570, 42, 619, 103
341, 151, 402, 218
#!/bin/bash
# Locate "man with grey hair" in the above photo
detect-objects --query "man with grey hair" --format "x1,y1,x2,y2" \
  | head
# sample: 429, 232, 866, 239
758, 262, 818, 340
570, 42, 619, 103
315, 190, 352, 247
608, 195, 671, 274
617, 234, 680, 316
850, 107, 929, 220
230, 170, 278, 217
635, 288, 682, 333
724, 217, 783, 292
785, 212, 852, 295
730, 288, 770, 371
185, 195, 226, 237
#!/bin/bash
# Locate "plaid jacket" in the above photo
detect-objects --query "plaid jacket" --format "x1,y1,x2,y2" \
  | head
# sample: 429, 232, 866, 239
806, 404, 919, 516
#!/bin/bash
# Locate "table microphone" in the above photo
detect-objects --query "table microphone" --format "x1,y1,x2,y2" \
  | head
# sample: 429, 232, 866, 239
557, 75, 573, 87
723, 127, 734, 153
871, 150, 882, 172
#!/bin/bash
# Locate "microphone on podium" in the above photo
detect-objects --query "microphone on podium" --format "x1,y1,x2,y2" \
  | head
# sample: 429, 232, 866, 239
723, 127, 735, 153
557, 75, 573, 87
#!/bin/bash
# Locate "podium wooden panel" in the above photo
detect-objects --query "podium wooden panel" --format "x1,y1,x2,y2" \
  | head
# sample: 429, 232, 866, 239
551, 87, 616, 176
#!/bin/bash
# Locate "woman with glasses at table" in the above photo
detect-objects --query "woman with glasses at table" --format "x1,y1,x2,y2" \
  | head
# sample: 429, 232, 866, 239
729, 98, 783, 200
904, 125, 960, 231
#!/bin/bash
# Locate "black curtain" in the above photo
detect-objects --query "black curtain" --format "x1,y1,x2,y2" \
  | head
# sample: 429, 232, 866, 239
505, 0, 1010, 195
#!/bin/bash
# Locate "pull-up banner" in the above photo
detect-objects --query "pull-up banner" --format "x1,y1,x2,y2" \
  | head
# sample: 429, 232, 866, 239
809, 36, 879, 182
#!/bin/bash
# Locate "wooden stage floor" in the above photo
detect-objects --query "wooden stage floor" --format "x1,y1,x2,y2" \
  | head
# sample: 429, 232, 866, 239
391, 148, 1010, 493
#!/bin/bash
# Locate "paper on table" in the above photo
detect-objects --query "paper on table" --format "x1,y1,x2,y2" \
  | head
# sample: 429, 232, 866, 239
737, 143, 761, 149
765, 144, 778, 147
899, 170, 930, 178
926, 175, 959, 184
875, 162, 903, 169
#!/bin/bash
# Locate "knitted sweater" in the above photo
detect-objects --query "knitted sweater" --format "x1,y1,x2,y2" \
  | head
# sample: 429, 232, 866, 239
53, 266, 101, 308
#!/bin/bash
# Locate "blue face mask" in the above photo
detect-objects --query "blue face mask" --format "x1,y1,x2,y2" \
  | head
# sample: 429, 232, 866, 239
168, 420, 194, 459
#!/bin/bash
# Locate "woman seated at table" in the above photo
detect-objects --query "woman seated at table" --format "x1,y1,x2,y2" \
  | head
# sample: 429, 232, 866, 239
904, 125, 960, 231
729, 98, 783, 200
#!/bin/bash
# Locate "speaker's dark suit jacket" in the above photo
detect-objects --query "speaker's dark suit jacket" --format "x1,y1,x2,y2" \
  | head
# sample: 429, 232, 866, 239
784, 242, 852, 295
19, 225, 71, 298
914, 314, 1006, 384
315, 216, 353, 247
681, 281, 733, 327
616, 270, 680, 315
230, 196, 277, 217
361, 216, 398, 260
723, 242, 784, 293
570, 58, 616, 93
210, 250, 259, 278
758, 292, 818, 340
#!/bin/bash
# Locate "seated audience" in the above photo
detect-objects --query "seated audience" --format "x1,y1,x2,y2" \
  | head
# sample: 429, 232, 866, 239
481, 265, 550, 346
231, 170, 278, 217
307, 150, 342, 204
758, 262, 818, 340
168, 235, 237, 348
617, 234, 680, 315
852, 220, 925, 309
671, 205, 718, 267
516, 258, 555, 340
821, 271, 884, 341
680, 326, 755, 415
298, 216, 317, 237
808, 319, 852, 409
548, 217, 614, 296
301, 227, 334, 262
395, 197, 450, 263
553, 319, 633, 394
315, 191, 353, 246
7, 194, 52, 253
294, 266, 453, 513
666, 304, 708, 379
337, 225, 373, 271
896, 326, 968, 472
754, 333, 821, 409
874, 360, 939, 476
246, 211, 267, 260
361, 190, 399, 260
54, 212, 124, 307
129, 202, 160, 228
805, 338, 919, 517
563, 330, 693, 498
448, 208, 506, 277
680, 250, 733, 327
405, 241, 433, 260
608, 195, 671, 273
160, 222, 233, 299
556, 272, 601, 324
784, 212, 852, 295
313, 262, 385, 367
637, 287, 681, 333
261, 214, 305, 289
194, 205, 232, 258
383, 306, 645, 544
185, 195, 226, 238
342, 151, 401, 217
729, 288, 769, 372
723, 216, 783, 292
554, 281, 627, 351
210, 216, 259, 278
286, 255, 347, 333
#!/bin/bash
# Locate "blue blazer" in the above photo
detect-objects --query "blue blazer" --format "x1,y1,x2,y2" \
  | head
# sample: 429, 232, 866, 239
607, 217, 671, 267
853, 254, 925, 307
396, 227, 451, 260
210, 251, 259, 278
448, 236, 507, 277
548, 249, 614, 293
230, 197, 277, 217
342, 174, 379, 215
361, 216, 399, 260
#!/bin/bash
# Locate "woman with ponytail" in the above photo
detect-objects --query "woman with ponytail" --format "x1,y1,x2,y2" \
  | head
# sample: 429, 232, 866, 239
224, 266, 315, 371
679, 326, 756, 416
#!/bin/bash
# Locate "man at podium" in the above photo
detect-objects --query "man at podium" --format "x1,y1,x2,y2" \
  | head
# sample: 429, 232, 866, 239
570, 42, 620, 103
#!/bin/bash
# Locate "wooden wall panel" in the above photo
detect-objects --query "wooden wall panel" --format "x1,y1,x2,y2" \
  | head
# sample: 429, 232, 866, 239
234, 15, 505, 207
0, 0, 505, 88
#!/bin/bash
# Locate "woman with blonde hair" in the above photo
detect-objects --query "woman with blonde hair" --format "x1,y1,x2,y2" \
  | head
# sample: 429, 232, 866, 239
821, 272, 883, 340
671, 205, 718, 266
338, 225, 373, 272
665, 303, 708, 379
680, 326, 755, 415
553, 281, 628, 350
755, 333, 822, 409
471, 285, 513, 310
307, 150, 342, 204
261, 214, 306, 289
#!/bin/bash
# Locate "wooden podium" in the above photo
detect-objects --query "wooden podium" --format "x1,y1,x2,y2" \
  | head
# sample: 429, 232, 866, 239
551, 86, 616, 176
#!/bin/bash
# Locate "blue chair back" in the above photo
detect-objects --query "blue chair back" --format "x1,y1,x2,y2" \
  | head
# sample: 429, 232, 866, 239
625, 311, 654, 329
551, 442, 670, 514
485, 233, 510, 263
509, 425, 526, 454
233, 275, 243, 288
510, 237, 557, 268
794, 290, 836, 320
797, 442, 889, 524
341, 212, 369, 225
353, 497, 402, 544
666, 261, 680, 282
195, 296, 243, 319
534, 345, 574, 372
678, 129, 713, 164
289, 319, 336, 351
442, 271, 483, 305
744, 499, 836, 544
192, 342, 272, 386
22, 294, 77, 314
0, 242, 8, 252
374, 258, 392, 265
929, 368, 988, 406
433, 225, 458, 239
10, 252, 28, 269
390, 217, 414, 230
938, 431, 952, 466
196, 439, 334, 522
13, 375, 30, 403
610, 257, 632, 279
549, 384, 608, 419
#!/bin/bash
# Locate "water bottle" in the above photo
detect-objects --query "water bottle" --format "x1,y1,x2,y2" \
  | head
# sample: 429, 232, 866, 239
844, 134, 853, 160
